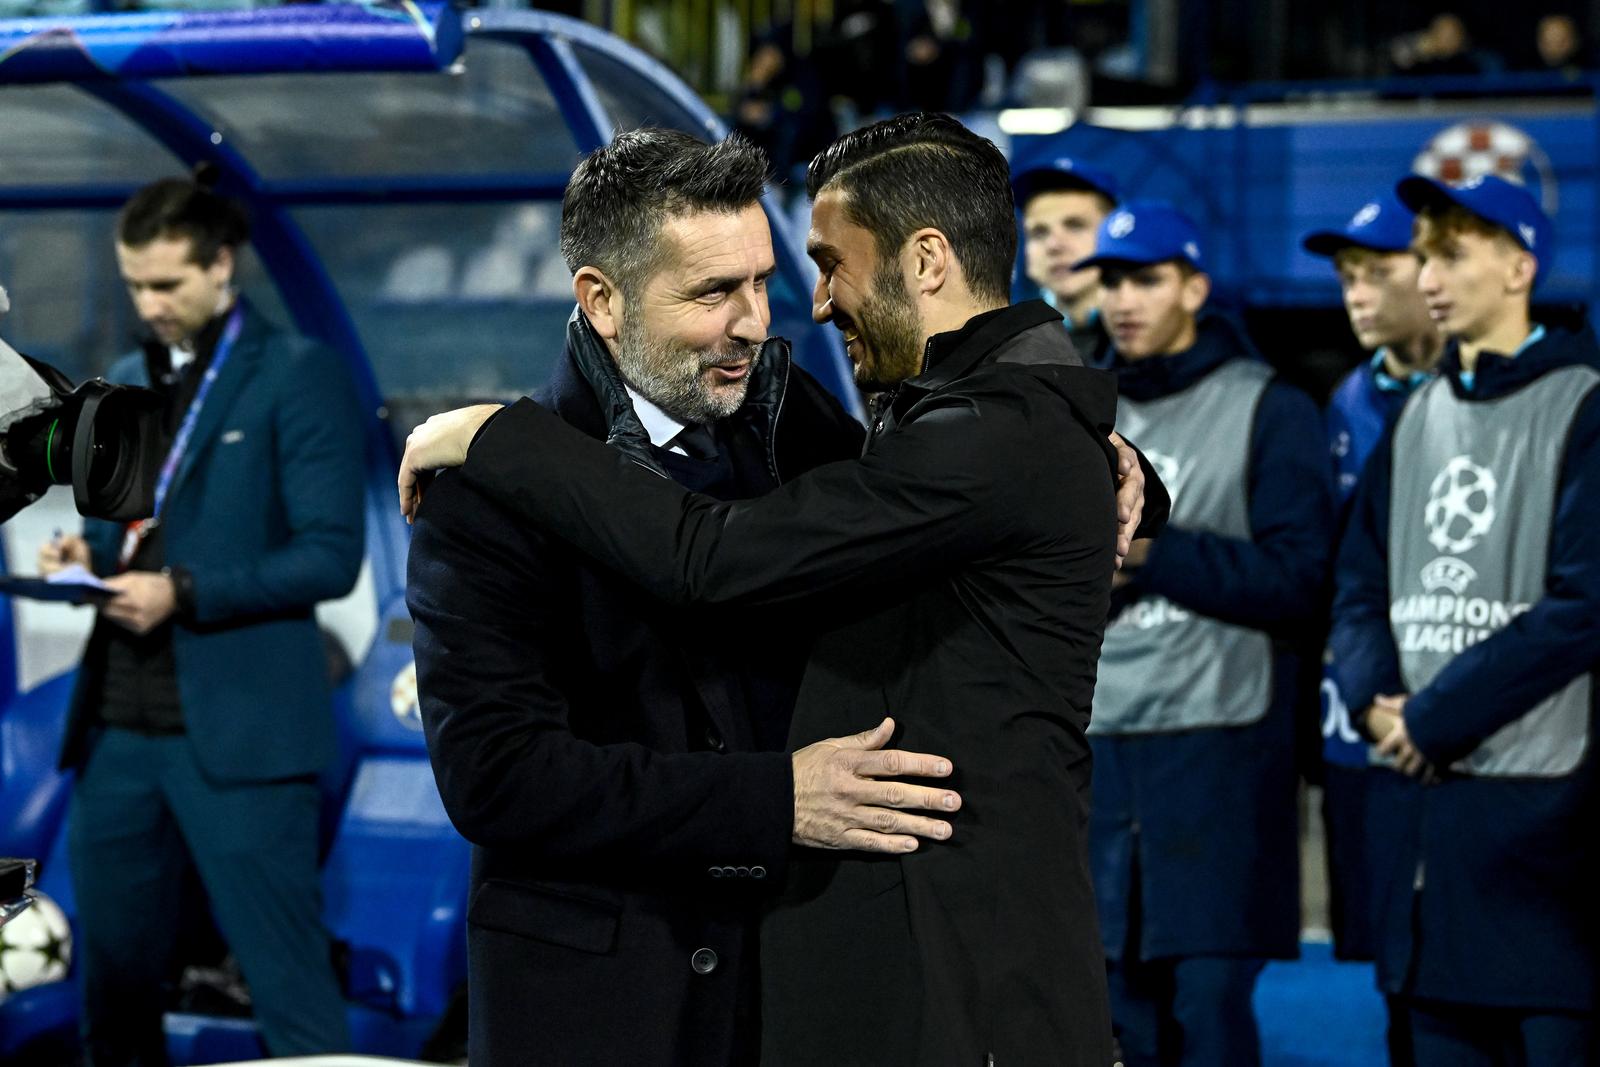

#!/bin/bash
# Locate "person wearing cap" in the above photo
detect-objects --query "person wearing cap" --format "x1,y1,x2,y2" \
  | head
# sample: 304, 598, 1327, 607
1011, 155, 1118, 364
1081, 200, 1335, 1067
1301, 192, 1441, 1049
1305, 190, 1444, 512
1331, 173, 1600, 1063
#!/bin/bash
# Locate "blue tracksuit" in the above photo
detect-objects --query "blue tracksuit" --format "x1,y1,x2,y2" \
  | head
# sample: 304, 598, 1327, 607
1321, 352, 1432, 961
1092, 315, 1336, 965
1330, 322, 1600, 1014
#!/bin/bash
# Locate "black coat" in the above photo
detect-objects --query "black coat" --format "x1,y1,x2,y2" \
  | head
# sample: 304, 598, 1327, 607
407, 311, 863, 1067
458, 301, 1171, 1067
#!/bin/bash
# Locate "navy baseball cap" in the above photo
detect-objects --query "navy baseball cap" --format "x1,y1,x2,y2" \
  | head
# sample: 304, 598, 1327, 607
1010, 155, 1120, 209
1396, 173, 1553, 264
1073, 200, 1205, 273
1302, 191, 1416, 258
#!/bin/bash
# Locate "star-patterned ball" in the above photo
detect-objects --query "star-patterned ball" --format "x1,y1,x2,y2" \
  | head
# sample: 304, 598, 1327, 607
0, 891, 72, 1001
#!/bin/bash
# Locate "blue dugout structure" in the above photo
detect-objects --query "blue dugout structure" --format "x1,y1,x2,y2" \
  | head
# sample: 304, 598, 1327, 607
1011, 78, 1600, 316
0, 5, 853, 1061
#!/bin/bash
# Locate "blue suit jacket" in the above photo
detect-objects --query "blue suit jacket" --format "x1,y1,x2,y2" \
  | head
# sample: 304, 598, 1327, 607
60, 302, 365, 783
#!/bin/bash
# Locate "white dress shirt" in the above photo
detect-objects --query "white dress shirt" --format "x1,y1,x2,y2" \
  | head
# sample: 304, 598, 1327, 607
624, 383, 693, 456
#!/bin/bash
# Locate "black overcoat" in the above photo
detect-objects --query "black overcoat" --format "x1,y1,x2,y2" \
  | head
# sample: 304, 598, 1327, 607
407, 312, 862, 1066
458, 301, 1171, 1066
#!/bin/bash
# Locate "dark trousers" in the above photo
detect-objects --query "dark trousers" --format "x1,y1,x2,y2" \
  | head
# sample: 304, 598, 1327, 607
1107, 956, 1265, 1067
1402, 997, 1593, 1067
1322, 764, 1378, 961
68, 728, 349, 1066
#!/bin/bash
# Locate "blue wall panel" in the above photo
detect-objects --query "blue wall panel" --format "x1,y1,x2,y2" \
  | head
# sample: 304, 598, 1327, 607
1017, 105, 1599, 311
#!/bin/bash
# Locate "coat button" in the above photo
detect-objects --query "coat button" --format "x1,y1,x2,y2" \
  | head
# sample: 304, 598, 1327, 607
750, 865, 767, 880
735, 866, 750, 878
709, 866, 724, 878
691, 947, 719, 975
704, 727, 725, 752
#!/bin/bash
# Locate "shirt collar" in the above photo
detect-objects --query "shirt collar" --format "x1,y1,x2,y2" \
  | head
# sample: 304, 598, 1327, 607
1369, 347, 1434, 393
912, 300, 1061, 392
1513, 323, 1548, 357
624, 383, 690, 450
1061, 305, 1100, 331
1455, 324, 1546, 393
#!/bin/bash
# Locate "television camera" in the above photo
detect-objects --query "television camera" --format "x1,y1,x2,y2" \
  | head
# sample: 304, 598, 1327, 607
1, 297, 165, 526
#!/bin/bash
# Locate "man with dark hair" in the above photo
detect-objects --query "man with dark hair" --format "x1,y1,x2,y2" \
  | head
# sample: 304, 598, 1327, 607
403, 112, 1168, 1066
1079, 200, 1334, 1067
406, 128, 976, 1067
1333, 174, 1600, 1066
36, 176, 364, 1062
1301, 190, 1440, 1065
1012, 154, 1119, 362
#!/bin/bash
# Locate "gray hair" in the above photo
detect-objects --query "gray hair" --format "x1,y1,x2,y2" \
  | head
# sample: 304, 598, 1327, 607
560, 129, 770, 295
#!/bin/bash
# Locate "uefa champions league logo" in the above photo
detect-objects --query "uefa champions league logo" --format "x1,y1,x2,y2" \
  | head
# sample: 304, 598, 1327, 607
1405, 456, 1529, 642
1420, 557, 1479, 596
1351, 202, 1381, 228
1108, 211, 1135, 239
1425, 455, 1497, 555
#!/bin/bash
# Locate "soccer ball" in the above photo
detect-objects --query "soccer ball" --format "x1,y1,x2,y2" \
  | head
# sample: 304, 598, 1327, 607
0, 891, 72, 1002
1425, 455, 1497, 555
392, 660, 422, 731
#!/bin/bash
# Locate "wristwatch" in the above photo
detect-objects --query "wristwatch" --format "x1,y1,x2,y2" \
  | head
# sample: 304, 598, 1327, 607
162, 564, 197, 619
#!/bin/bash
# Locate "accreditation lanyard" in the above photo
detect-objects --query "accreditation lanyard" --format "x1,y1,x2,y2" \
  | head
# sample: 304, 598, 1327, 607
118, 306, 245, 571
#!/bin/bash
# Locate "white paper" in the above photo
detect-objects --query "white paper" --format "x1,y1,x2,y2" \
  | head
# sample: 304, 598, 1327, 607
45, 564, 112, 591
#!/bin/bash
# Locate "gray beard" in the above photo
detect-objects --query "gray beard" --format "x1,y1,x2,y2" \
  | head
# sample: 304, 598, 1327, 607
615, 313, 760, 424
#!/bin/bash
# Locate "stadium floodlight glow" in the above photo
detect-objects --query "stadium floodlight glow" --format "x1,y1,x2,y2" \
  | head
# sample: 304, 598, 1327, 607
998, 108, 1076, 136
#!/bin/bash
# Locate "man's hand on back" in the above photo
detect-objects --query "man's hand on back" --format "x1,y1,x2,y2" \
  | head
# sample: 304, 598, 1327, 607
791, 717, 961, 854
398, 403, 504, 523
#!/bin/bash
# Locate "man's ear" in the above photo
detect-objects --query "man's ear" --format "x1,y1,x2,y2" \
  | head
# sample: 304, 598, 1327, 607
1506, 247, 1538, 298
209, 244, 236, 286
908, 227, 953, 297
1180, 270, 1210, 315
573, 266, 622, 341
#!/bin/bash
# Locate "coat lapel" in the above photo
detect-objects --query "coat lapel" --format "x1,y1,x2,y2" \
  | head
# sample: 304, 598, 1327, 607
164, 305, 262, 508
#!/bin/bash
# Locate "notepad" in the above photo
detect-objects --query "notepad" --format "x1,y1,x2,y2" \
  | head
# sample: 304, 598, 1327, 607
0, 564, 115, 604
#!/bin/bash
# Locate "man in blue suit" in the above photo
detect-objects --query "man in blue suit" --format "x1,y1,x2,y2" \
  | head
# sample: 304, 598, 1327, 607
37, 177, 364, 1064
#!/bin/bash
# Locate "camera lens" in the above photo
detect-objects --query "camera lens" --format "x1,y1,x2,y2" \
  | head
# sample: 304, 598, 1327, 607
6, 407, 78, 488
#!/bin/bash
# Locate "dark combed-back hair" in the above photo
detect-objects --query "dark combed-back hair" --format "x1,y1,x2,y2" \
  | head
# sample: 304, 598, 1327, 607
806, 113, 1016, 303
116, 174, 250, 267
560, 128, 770, 295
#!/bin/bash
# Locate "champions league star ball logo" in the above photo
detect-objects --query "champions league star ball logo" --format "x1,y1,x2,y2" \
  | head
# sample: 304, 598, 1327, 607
1425, 455, 1497, 555
1413, 121, 1558, 215
0, 892, 71, 1002
1107, 211, 1135, 239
